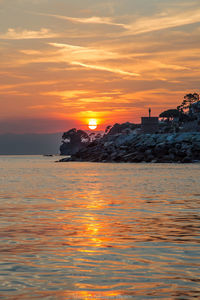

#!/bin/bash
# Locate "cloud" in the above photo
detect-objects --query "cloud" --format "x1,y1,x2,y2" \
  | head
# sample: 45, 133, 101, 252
49, 42, 140, 77
32, 8, 200, 37
0, 90, 29, 96
36, 12, 127, 28
0, 80, 59, 91
42, 90, 89, 99
125, 9, 200, 35
49, 42, 121, 61
152, 61, 190, 71
20, 50, 42, 55
71, 61, 140, 77
0, 28, 58, 40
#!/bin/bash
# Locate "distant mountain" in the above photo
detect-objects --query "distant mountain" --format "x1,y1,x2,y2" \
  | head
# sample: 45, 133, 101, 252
0, 133, 62, 155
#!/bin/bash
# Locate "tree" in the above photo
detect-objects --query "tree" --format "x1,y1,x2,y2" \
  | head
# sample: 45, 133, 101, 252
105, 125, 112, 134
159, 109, 180, 121
177, 93, 199, 112
106, 122, 138, 135
60, 128, 90, 155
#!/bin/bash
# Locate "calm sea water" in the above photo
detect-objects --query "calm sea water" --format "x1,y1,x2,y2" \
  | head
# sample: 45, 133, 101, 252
0, 156, 200, 300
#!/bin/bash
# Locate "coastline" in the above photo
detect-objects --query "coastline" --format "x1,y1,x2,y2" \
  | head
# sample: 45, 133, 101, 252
59, 132, 200, 164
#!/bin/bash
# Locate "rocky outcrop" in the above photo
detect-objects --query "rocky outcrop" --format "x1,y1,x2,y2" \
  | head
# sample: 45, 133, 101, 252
59, 132, 200, 163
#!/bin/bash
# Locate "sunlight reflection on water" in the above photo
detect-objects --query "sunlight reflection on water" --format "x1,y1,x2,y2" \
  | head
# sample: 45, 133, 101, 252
0, 156, 200, 299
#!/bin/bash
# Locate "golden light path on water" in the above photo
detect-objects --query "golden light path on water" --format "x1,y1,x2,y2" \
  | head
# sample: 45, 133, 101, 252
0, 156, 200, 299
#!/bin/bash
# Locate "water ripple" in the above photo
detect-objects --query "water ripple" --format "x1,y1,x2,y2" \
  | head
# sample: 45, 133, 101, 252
0, 157, 200, 299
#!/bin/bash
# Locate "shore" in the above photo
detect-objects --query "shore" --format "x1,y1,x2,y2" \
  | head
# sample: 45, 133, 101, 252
59, 132, 200, 163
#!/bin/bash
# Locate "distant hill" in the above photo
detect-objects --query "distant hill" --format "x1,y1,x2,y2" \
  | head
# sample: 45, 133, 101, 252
0, 133, 62, 155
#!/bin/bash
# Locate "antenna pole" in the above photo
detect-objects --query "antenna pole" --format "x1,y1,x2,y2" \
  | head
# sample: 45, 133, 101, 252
149, 108, 151, 118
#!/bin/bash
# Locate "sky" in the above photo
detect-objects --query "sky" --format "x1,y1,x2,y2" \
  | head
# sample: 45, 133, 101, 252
0, 0, 200, 133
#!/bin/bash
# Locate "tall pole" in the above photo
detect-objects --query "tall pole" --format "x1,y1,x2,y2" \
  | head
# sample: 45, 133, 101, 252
149, 108, 151, 118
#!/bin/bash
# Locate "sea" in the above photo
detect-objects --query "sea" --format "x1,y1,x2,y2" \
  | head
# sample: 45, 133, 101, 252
0, 156, 199, 299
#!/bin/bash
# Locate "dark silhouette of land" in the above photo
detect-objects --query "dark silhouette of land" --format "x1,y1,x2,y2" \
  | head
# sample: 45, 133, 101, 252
0, 133, 61, 155
59, 93, 200, 163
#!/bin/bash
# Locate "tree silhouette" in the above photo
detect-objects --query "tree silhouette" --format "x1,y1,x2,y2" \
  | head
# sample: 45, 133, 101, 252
159, 109, 180, 121
177, 93, 199, 112
106, 122, 138, 135
60, 128, 90, 155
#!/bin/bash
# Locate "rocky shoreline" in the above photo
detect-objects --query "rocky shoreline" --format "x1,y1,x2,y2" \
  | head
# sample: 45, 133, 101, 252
59, 132, 200, 163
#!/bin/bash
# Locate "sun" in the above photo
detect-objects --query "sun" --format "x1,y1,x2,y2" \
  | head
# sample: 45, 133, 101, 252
88, 119, 97, 130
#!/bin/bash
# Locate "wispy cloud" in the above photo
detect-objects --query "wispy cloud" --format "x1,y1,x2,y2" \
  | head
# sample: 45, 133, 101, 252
33, 8, 200, 37
125, 9, 200, 35
49, 42, 140, 77
71, 61, 140, 77
36, 12, 127, 28
42, 90, 89, 99
0, 90, 29, 96
49, 42, 121, 61
152, 61, 190, 71
0, 80, 59, 91
0, 28, 58, 40
20, 50, 42, 55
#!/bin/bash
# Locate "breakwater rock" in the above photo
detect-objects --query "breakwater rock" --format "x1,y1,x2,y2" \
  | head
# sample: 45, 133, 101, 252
59, 132, 200, 163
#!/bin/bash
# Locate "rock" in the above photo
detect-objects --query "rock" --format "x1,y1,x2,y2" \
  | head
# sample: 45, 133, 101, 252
145, 154, 154, 162
119, 145, 128, 150
193, 142, 200, 150
110, 151, 118, 160
182, 156, 192, 163
175, 143, 181, 150
151, 159, 157, 163
153, 143, 168, 157
145, 149, 152, 156
133, 153, 145, 162
166, 134, 176, 143
104, 141, 114, 147
123, 153, 136, 162
168, 153, 175, 161
175, 133, 192, 143
59, 132, 200, 164
144, 137, 155, 147
58, 156, 72, 162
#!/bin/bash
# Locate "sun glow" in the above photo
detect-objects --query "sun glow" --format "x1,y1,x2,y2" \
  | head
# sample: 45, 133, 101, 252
88, 119, 97, 130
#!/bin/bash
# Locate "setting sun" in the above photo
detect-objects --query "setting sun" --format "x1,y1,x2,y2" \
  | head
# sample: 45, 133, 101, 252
88, 119, 97, 130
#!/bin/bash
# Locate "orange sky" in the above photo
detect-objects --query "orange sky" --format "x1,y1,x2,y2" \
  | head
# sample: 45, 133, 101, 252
0, 0, 200, 133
